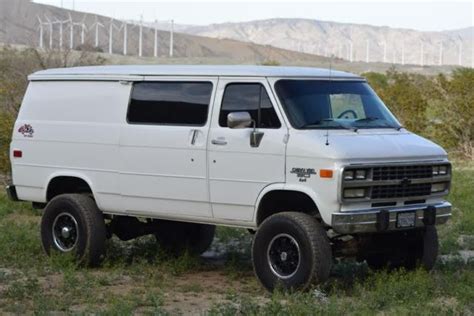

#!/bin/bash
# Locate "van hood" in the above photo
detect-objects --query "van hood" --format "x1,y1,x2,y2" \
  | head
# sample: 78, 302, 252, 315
289, 129, 448, 162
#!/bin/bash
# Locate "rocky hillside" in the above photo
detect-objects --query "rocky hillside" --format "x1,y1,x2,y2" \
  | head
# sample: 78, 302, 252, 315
180, 18, 473, 67
0, 0, 327, 64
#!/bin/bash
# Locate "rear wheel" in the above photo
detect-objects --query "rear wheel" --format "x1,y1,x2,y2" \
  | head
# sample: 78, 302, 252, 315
41, 194, 106, 266
252, 212, 332, 292
154, 220, 215, 255
363, 226, 438, 270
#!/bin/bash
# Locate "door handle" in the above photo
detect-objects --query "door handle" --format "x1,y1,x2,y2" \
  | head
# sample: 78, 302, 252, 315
211, 138, 227, 146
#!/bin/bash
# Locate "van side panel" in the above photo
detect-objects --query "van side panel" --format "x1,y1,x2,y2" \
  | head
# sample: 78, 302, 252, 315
11, 80, 131, 212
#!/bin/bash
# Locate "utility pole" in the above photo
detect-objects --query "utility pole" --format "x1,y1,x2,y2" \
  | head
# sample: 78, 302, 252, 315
458, 37, 463, 66
169, 19, 174, 57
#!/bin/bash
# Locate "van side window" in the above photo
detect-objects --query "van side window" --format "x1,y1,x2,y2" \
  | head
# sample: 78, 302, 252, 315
219, 83, 281, 128
128, 82, 213, 126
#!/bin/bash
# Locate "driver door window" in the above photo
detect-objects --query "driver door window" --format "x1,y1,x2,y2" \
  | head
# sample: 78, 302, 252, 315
330, 94, 366, 119
219, 83, 281, 128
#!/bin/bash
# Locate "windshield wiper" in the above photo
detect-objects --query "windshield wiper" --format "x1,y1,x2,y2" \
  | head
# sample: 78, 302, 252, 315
354, 117, 402, 130
301, 119, 358, 132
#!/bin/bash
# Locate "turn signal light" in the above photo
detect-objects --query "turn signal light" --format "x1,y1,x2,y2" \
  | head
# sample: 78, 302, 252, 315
319, 169, 333, 178
13, 150, 22, 158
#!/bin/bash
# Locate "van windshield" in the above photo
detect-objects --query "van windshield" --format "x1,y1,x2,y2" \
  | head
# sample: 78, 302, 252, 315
274, 80, 401, 130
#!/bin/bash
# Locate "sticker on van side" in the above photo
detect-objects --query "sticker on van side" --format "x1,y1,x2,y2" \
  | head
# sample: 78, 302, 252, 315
18, 124, 34, 138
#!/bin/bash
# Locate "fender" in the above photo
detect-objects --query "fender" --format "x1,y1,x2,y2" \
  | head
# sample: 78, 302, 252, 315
253, 183, 328, 225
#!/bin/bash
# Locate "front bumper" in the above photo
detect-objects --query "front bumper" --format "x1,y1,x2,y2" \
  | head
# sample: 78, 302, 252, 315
332, 201, 452, 234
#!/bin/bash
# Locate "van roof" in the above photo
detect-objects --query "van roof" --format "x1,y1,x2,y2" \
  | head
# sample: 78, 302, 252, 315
29, 65, 363, 81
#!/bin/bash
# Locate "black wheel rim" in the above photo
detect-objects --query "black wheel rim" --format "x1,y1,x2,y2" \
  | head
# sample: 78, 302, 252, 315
267, 233, 301, 279
52, 212, 79, 252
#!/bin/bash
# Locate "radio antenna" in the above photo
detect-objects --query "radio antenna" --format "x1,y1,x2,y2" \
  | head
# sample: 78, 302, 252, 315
325, 55, 333, 146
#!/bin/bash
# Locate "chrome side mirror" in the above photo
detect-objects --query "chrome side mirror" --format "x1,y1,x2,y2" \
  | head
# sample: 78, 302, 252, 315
227, 112, 252, 129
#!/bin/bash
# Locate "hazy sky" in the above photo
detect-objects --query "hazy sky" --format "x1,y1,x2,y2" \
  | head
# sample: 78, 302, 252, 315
33, 0, 473, 31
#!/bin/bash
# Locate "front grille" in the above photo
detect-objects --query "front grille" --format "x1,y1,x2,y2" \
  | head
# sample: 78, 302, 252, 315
372, 165, 433, 181
342, 162, 451, 202
371, 183, 432, 199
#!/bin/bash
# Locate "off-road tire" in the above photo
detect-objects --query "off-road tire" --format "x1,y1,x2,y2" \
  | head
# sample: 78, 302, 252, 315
252, 212, 332, 292
41, 194, 107, 266
154, 220, 215, 255
364, 226, 438, 270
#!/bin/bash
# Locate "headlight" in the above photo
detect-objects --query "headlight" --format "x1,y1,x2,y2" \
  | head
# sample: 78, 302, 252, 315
355, 170, 367, 180
343, 169, 368, 181
431, 182, 447, 193
433, 165, 449, 176
343, 170, 354, 180
344, 188, 367, 198
438, 165, 448, 175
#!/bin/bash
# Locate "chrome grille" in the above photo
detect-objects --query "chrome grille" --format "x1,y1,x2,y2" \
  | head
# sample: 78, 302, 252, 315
372, 165, 433, 181
342, 162, 451, 202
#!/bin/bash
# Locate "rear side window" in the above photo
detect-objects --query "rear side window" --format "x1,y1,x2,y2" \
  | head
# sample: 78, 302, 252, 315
219, 83, 281, 128
128, 82, 213, 125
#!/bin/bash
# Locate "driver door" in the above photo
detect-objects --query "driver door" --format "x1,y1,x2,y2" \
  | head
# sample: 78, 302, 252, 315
208, 78, 288, 222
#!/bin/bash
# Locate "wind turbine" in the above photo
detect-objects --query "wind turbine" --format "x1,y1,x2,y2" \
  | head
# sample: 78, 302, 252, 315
139, 15, 143, 57
45, 16, 53, 49
37, 16, 45, 49
458, 35, 463, 66
108, 18, 114, 54
438, 42, 443, 66
382, 40, 387, 63
169, 19, 174, 57
154, 19, 159, 57
401, 41, 405, 65
123, 21, 128, 55
68, 13, 74, 50
420, 41, 424, 66
366, 39, 370, 63
90, 16, 104, 48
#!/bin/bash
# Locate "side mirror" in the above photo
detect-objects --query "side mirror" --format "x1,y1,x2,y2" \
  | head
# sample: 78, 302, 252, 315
227, 112, 252, 129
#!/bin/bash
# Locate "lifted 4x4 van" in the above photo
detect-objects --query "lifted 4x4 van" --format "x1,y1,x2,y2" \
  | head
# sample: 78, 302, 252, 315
7, 65, 452, 291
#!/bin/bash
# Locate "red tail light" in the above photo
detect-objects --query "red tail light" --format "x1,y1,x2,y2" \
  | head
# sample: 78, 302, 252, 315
13, 150, 22, 158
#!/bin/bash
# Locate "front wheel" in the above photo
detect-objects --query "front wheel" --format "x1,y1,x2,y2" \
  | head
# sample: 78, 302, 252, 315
41, 194, 107, 266
252, 212, 332, 292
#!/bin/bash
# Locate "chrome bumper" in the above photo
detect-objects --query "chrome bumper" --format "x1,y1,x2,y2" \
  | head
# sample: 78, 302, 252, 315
332, 201, 452, 234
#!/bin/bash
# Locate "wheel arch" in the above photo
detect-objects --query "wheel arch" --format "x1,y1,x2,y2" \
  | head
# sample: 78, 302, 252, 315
45, 172, 95, 202
254, 184, 322, 226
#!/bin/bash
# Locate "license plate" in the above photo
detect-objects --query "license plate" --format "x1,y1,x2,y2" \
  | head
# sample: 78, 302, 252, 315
396, 212, 416, 228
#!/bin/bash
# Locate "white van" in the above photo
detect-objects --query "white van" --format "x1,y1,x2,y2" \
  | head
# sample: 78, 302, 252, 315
8, 65, 452, 291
